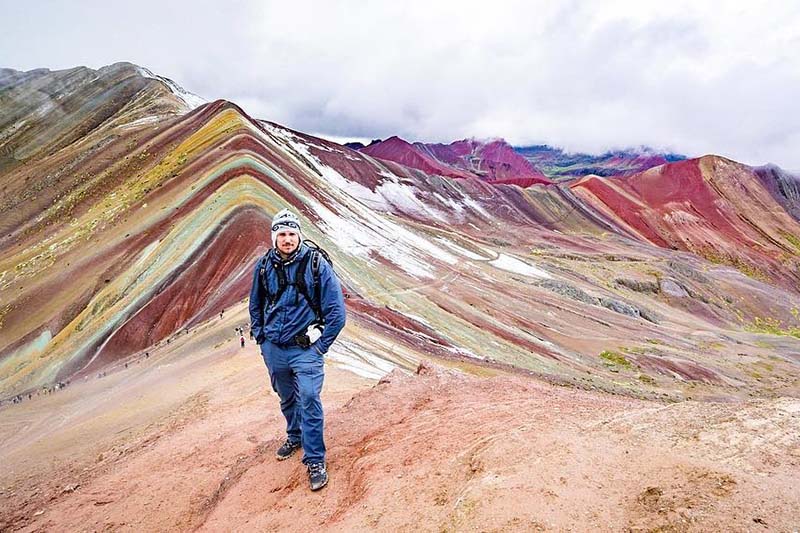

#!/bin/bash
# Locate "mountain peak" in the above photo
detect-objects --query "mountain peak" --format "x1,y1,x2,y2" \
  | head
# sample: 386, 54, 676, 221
362, 136, 550, 185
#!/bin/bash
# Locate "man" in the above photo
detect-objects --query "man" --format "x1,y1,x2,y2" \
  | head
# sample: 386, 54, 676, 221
249, 209, 346, 491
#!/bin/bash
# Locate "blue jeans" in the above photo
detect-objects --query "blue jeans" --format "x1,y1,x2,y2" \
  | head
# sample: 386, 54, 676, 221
260, 341, 326, 464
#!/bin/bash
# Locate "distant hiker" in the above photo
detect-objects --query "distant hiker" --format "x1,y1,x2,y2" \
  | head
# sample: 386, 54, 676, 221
240, 335, 245, 348
249, 208, 346, 491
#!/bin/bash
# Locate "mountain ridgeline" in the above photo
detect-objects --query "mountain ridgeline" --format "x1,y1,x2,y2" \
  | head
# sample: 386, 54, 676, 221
1, 63, 799, 401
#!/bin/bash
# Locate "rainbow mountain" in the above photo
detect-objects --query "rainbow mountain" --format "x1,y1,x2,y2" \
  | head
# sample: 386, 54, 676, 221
1, 62, 799, 401
355, 138, 686, 182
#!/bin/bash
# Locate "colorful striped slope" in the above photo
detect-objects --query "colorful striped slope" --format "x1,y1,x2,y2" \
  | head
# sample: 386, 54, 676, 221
1, 64, 799, 403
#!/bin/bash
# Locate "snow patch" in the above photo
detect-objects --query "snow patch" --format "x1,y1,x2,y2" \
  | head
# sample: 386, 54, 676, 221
445, 345, 483, 359
376, 181, 450, 222
120, 115, 164, 129
462, 196, 493, 219
378, 169, 401, 181
328, 341, 396, 379
663, 210, 701, 224
136, 67, 206, 110
433, 192, 465, 214
265, 122, 450, 223
308, 197, 440, 279
490, 254, 551, 278
259, 121, 458, 277
435, 238, 487, 260
397, 311, 433, 328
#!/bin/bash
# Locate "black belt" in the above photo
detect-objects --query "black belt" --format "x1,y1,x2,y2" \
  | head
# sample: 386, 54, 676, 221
276, 337, 307, 349
275, 340, 299, 348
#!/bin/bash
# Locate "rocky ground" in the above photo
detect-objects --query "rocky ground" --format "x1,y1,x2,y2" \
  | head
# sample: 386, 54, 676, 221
1, 314, 798, 532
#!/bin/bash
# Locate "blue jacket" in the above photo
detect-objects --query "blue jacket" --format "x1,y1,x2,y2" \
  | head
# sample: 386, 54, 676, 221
248, 243, 346, 353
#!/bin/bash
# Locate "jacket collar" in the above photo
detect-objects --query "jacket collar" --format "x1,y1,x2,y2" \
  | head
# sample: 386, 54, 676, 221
269, 242, 308, 266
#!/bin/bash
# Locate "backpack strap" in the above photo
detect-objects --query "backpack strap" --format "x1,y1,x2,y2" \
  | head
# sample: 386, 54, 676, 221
304, 239, 333, 271
259, 252, 289, 309
294, 252, 323, 322
311, 251, 323, 319
258, 254, 271, 295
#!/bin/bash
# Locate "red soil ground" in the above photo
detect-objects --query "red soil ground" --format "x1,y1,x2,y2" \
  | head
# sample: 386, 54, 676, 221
1, 315, 798, 532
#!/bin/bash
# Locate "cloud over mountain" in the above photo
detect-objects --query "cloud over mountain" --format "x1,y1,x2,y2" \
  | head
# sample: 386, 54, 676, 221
1, 1, 799, 168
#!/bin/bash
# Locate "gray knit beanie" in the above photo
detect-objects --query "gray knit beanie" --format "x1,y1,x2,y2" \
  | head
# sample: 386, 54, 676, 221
271, 209, 302, 247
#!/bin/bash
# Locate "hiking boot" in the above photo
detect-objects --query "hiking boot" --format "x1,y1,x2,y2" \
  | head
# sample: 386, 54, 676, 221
307, 462, 328, 491
275, 439, 301, 461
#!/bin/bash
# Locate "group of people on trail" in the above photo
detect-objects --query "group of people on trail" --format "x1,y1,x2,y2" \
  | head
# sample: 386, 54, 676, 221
2, 380, 70, 406
249, 209, 347, 491
234, 326, 247, 348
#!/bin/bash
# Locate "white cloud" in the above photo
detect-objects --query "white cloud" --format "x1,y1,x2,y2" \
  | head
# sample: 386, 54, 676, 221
1, 0, 799, 167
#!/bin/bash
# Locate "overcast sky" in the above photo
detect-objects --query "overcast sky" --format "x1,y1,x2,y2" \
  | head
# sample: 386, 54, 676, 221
2, 0, 799, 168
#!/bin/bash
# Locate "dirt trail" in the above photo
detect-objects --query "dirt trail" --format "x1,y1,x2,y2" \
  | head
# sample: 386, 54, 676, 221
2, 349, 799, 531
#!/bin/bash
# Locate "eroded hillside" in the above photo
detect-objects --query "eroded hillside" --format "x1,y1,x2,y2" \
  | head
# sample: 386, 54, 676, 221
1, 64, 799, 403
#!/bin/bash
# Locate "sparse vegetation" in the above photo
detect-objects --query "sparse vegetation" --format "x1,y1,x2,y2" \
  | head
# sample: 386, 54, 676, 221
779, 230, 800, 254
754, 361, 774, 372
644, 268, 663, 280
0, 304, 12, 329
701, 249, 769, 281
599, 350, 632, 368
697, 340, 725, 352
638, 374, 656, 385
621, 346, 646, 355
745, 316, 800, 339
446, 360, 499, 378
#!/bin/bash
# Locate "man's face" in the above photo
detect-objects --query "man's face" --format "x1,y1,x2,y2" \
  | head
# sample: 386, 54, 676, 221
276, 231, 300, 256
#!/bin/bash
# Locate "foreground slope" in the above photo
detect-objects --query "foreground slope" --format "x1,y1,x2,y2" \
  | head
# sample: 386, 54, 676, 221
1, 323, 797, 531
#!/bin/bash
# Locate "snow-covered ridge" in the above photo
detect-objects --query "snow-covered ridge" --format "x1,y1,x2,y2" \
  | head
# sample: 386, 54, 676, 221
136, 66, 207, 110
